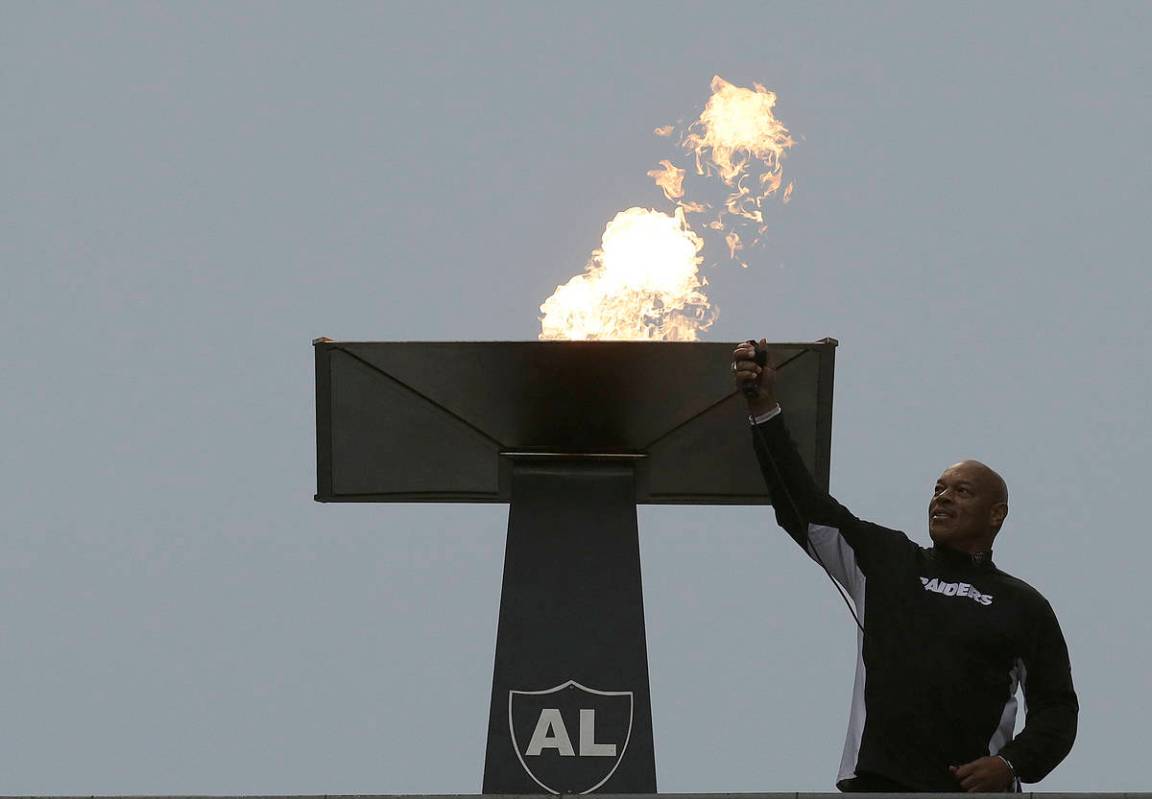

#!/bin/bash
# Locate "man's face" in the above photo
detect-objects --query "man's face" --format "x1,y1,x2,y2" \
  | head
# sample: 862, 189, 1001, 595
928, 461, 1008, 552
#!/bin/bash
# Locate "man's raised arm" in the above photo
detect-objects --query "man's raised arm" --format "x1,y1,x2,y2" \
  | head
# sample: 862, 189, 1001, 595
732, 340, 912, 585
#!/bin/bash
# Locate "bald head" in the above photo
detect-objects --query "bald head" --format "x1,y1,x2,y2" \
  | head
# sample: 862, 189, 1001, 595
951, 460, 1009, 506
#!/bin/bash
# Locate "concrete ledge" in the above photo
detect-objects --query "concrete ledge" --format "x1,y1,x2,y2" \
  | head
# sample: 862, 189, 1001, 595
1, 794, 1148, 799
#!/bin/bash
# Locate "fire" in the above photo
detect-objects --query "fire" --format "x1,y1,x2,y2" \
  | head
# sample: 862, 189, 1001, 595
647, 160, 686, 201
683, 75, 794, 224
539, 207, 713, 341
685, 76, 793, 183
539, 75, 793, 341
725, 231, 743, 260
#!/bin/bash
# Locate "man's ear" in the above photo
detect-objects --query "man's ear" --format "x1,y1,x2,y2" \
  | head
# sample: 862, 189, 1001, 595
990, 502, 1009, 529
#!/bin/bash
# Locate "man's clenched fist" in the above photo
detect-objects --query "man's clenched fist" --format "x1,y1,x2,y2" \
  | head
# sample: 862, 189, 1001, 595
949, 756, 1014, 792
732, 338, 778, 416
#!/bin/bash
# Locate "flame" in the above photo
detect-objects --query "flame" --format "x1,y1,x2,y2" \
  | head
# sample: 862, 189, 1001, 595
539, 75, 793, 341
684, 75, 793, 191
725, 231, 742, 258
647, 160, 686, 201
539, 207, 714, 341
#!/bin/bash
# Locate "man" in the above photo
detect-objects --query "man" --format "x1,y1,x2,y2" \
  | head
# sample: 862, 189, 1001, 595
732, 340, 1077, 792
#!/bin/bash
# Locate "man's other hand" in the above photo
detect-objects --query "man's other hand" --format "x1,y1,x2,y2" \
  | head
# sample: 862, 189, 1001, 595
732, 338, 777, 416
949, 756, 1014, 792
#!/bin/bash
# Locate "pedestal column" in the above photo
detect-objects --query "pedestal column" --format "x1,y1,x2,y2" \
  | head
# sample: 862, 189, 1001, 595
482, 457, 657, 794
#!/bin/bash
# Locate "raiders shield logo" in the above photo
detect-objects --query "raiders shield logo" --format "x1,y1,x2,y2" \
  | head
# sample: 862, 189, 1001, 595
508, 680, 634, 794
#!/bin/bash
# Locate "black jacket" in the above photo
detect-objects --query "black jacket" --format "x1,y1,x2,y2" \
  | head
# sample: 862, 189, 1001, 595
751, 410, 1077, 791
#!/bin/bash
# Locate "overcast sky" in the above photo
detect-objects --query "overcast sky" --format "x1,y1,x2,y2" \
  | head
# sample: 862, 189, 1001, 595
3, 1, 1150, 794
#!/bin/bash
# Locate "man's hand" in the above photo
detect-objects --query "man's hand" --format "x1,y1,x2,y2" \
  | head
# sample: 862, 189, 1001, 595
949, 756, 1014, 792
732, 338, 777, 416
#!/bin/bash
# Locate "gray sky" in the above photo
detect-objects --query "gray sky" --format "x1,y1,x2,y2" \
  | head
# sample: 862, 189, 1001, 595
2, 1, 1149, 793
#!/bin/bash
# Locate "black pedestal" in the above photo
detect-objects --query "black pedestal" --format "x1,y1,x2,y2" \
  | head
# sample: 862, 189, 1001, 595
313, 339, 839, 794
482, 458, 656, 794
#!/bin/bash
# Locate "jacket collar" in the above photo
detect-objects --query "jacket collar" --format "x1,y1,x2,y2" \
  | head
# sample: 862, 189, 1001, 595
930, 544, 995, 570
